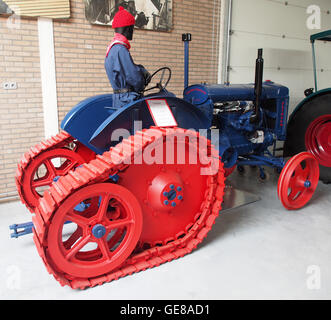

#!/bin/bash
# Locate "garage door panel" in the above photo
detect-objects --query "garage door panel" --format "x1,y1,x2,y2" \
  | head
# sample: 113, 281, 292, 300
230, 32, 312, 69
231, 0, 324, 40
228, 0, 331, 116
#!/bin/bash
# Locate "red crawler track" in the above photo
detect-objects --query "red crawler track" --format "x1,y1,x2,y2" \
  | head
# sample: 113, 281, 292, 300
15, 131, 95, 213
31, 127, 225, 289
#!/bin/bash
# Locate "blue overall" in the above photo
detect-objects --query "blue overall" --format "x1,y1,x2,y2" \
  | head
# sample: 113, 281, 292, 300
104, 44, 147, 109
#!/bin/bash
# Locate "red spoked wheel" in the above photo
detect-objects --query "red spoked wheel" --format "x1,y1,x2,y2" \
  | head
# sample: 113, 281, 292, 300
21, 148, 86, 211
277, 152, 319, 210
46, 183, 142, 279
305, 115, 331, 168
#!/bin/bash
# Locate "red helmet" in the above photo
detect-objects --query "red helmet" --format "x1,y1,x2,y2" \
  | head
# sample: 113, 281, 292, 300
112, 6, 135, 28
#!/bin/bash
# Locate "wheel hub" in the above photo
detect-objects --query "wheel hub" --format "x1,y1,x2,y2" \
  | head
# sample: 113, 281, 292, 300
147, 171, 184, 211
92, 224, 106, 239
304, 180, 312, 188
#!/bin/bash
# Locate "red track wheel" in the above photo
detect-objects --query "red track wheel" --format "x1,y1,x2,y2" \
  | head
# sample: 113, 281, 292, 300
277, 152, 319, 210
20, 148, 86, 212
46, 183, 143, 279
305, 115, 331, 168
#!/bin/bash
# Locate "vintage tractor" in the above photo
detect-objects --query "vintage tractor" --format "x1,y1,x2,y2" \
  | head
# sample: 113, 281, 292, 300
11, 34, 320, 289
284, 29, 331, 183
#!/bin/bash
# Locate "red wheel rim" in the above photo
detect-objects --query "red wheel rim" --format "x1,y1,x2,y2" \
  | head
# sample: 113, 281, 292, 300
305, 115, 331, 167
47, 183, 142, 278
277, 152, 319, 210
22, 148, 85, 210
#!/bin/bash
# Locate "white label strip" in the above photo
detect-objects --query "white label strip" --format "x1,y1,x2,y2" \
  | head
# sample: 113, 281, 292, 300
146, 99, 177, 127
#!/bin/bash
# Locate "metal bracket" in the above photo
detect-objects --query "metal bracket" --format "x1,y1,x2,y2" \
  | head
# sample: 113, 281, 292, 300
9, 220, 72, 238
9, 222, 34, 238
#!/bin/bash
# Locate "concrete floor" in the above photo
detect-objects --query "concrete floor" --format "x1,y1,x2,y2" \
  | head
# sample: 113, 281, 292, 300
0, 167, 330, 300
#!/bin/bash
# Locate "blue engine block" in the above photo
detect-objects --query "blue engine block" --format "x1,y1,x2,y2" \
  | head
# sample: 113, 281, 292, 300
183, 81, 289, 171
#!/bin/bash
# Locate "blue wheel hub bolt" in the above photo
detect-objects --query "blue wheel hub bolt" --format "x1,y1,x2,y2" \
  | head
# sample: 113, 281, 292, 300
163, 184, 183, 206
92, 224, 106, 238
304, 180, 312, 188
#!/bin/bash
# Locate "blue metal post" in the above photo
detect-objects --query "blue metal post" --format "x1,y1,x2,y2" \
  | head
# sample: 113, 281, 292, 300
184, 40, 189, 88
182, 33, 192, 89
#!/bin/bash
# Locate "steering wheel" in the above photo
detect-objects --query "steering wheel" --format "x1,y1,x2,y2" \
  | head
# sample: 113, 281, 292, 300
143, 67, 172, 93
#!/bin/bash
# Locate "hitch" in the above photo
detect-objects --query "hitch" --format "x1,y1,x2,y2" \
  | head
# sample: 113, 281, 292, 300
10, 220, 73, 239
9, 222, 34, 238
9, 201, 92, 238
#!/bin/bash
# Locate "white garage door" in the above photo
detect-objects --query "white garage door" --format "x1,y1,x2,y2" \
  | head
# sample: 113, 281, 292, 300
227, 0, 331, 112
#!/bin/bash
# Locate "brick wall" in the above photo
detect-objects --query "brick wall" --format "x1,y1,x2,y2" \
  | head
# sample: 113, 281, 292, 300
0, 0, 222, 201
0, 17, 44, 200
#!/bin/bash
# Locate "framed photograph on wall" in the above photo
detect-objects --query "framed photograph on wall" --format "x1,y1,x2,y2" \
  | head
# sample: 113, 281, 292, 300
84, 0, 173, 31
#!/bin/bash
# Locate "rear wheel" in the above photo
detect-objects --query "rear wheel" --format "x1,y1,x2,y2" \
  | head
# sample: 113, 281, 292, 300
284, 93, 331, 183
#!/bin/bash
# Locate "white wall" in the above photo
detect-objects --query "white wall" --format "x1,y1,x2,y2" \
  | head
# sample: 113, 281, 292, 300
227, 0, 331, 112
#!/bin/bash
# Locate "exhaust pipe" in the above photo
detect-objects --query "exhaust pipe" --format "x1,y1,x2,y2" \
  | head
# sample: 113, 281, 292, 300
252, 48, 264, 123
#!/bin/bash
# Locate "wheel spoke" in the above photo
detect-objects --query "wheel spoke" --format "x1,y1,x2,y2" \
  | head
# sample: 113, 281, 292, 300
66, 210, 91, 227
63, 226, 83, 250
31, 176, 54, 188
64, 234, 91, 261
96, 194, 111, 221
107, 229, 125, 251
106, 218, 133, 231
293, 164, 305, 179
301, 165, 310, 179
44, 159, 57, 178
97, 238, 112, 260
57, 160, 78, 175
289, 175, 304, 190
288, 187, 303, 201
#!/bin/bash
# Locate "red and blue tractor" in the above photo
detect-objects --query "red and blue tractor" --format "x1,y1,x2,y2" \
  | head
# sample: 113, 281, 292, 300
10, 31, 330, 289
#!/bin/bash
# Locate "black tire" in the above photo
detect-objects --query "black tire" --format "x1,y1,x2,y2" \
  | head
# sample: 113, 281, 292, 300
284, 92, 331, 184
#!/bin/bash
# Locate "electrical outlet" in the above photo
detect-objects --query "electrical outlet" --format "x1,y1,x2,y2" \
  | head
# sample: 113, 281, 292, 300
2, 81, 17, 90
9, 81, 17, 89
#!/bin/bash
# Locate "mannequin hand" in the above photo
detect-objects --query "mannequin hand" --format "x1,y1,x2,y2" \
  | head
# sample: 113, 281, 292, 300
144, 70, 152, 86
138, 64, 151, 86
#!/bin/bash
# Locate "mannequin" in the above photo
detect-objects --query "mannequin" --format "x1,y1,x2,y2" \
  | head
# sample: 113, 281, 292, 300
115, 25, 134, 40
104, 7, 151, 108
